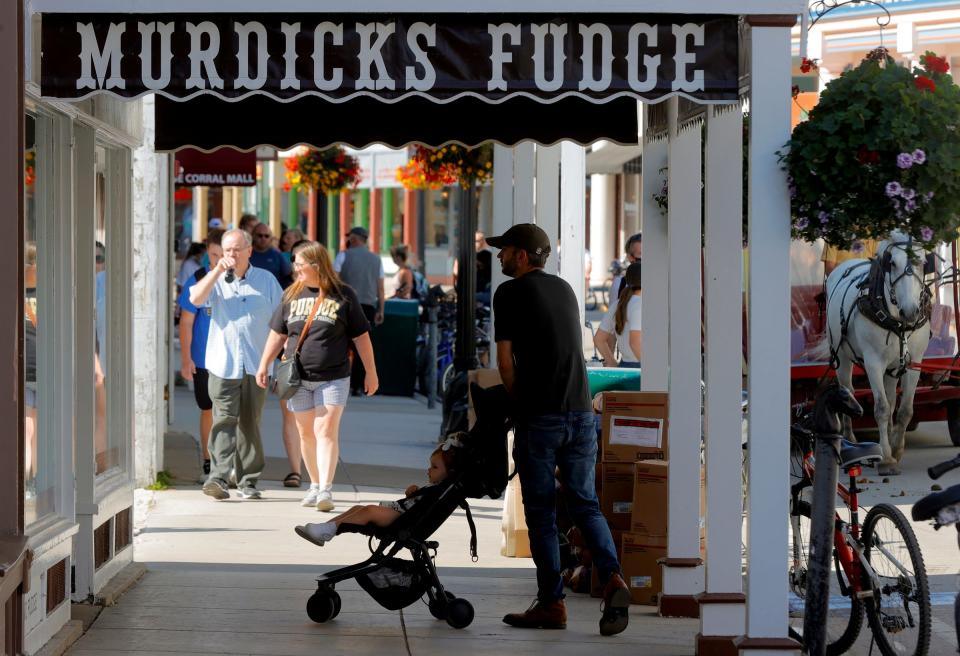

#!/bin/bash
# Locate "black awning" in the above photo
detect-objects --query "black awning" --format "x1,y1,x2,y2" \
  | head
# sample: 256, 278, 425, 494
154, 93, 640, 151
43, 14, 739, 106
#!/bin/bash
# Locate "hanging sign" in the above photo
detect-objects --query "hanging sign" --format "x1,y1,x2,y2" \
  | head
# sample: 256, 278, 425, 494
174, 147, 256, 187
41, 14, 738, 104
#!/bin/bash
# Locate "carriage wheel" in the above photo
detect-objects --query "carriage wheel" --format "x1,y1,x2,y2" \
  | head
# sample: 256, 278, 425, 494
445, 598, 475, 629
946, 400, 960, 447
307, 589, 340, 623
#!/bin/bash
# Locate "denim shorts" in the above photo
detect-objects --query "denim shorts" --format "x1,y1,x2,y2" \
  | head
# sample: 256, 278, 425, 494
286, 377, 350, 412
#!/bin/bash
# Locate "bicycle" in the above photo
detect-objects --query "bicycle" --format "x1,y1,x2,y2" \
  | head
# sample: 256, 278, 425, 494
788, 385, 932, 656
912, 452, 960, 651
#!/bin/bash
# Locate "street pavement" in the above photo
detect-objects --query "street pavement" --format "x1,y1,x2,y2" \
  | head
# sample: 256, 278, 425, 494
66, 364, 960, 654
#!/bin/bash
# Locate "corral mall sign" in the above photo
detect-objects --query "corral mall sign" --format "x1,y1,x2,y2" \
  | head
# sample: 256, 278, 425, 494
40, 14, 738, 104
174, 147, 256, 187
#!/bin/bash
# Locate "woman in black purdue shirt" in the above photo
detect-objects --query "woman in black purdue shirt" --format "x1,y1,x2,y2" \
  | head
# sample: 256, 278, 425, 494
256, 242, 378, 511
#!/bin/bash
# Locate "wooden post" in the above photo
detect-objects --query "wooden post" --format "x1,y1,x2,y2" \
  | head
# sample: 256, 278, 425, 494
559, 142, 586, 326
698, 105, 747, 654
535, 144, 561, 275
640, 106, 669, 393
740, 17, 800, 656
660, 97, 705, 619
307, 189, 317, 241
403, 188, 417, 255
193, 187, 208, 241
369, 188, 380, 253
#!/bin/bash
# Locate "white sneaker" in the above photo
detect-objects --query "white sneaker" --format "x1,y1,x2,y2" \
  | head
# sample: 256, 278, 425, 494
316, 488, 335, 512
301, 487, 320, 507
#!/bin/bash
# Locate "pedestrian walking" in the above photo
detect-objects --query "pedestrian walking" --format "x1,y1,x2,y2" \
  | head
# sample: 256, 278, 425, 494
251, 223, 294, 288
256, 241, 378, 511
489, 223, 631, 636
189, 229, 283, 501
593, 262, 642, 368
389, 244, 415, 299
334, 226, 384, 395
178, 232, 223, 477
610, 233, 642, 300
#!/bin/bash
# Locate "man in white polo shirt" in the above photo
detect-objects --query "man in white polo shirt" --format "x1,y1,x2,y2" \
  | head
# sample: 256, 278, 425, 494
190, 229, 283, 500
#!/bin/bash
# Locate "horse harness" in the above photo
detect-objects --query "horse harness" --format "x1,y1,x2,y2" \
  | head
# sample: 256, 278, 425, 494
829, 240, 933, 379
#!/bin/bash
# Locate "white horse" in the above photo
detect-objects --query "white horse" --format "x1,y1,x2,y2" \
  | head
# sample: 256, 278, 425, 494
822, 230, 931, 475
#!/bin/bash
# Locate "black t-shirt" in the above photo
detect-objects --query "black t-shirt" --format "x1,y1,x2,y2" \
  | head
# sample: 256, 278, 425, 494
477, 250, 492, 292
493, 269, 591, 416
269, 285, 371, 382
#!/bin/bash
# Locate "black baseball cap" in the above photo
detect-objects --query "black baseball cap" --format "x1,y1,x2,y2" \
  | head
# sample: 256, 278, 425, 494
347, 226, 369, 239
485, 223, 551, 257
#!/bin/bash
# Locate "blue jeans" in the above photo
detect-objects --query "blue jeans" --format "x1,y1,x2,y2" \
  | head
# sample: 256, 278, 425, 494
514, 411, 621, 602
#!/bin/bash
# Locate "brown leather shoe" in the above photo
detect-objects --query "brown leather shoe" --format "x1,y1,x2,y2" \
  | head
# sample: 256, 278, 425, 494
599, 573, 631, 636
503, 598, 567, 629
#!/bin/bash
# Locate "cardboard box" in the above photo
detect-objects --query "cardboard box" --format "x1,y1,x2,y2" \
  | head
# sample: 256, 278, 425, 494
620, 533, 669, 605
589, 528, 625, 598
600, 463, 636, 531
630, 460, 670, 536
601, 391, 669, 462
630, 460, 707, 537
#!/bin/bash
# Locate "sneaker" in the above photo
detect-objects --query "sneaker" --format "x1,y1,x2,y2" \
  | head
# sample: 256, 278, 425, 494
202, 478, 229, 501
301, 487, 320, 507
503, 598, 567, 629
202, 459, 211, 476
295, 523, 336, 547
239, 485, 262, 500
599, 573, 631, 636
315, 488, 335, 512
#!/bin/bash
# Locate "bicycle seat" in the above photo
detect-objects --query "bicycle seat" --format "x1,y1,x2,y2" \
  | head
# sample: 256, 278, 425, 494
839, 439, 883, 469
912, 484, 960, 522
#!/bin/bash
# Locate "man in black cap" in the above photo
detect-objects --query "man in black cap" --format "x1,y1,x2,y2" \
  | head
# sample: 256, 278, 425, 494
335, 226, 384, 395
489, 223, 630, 636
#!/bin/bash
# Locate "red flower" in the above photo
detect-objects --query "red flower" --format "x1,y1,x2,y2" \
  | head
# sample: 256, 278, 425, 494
921, 53, 949, 75
334, 152, 345, 164
800, 57, 818, 74
282, 182, 292, 192
284, 158, 298, 172
915, 75, 937, 93
856, 146, 880, 165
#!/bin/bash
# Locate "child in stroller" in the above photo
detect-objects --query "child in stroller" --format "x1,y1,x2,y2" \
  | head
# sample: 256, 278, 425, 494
300, 383, 511, 630
295, 436, 466, 547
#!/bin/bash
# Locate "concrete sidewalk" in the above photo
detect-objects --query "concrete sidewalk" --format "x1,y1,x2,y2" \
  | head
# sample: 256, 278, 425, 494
68, 386, 960, 655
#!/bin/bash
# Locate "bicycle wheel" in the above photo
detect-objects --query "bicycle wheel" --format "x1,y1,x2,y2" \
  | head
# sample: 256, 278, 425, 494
861, 503, 931, 656
440, 362, 456, 394
788, 498, 864, 655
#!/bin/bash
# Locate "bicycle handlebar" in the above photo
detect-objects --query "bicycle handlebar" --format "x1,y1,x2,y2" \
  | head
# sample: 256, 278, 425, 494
928, 454, 960, 480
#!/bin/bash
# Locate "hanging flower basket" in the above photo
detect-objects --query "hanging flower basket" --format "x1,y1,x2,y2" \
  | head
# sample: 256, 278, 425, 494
283, 146, 361, 195
784, 50, 960, 248
396, 144, 493, 190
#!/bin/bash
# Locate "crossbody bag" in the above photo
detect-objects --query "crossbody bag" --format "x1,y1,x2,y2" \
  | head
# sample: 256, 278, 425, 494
273, 292, 323, 400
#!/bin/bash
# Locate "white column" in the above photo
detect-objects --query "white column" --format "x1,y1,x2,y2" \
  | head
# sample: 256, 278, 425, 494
191, 186, 208, 242
559, 142, 586, 325
699, 105, 746, 645
743, 21, 798, 656
490, 144, 515, 367
661, 99, 705, 615
132, 95, 170, 487
513, 142, 535, 222
640, 106, 669, 393
588, 174, 615, 286
535, 144, 561, 275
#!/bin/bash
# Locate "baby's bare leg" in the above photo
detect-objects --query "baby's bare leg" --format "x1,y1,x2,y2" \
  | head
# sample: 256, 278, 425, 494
333, 505, 401, 528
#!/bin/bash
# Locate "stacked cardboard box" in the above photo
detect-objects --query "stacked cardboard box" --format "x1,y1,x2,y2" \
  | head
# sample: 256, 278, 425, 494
592, 391, 705, 606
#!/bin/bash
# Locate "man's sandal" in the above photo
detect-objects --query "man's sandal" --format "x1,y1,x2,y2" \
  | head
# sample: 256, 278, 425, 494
283, 472, 302, 488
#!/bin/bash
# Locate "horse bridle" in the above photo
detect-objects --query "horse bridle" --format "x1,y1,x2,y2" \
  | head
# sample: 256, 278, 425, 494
879, 238, 932, 323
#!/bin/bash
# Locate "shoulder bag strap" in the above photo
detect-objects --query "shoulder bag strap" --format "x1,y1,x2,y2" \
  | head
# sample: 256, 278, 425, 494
291, 292, 324, 356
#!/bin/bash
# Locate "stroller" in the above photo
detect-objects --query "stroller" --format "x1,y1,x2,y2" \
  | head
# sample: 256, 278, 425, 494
305, 383, 512, 630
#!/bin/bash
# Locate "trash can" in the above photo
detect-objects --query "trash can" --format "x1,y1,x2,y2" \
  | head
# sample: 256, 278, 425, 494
370, 299, 420, 396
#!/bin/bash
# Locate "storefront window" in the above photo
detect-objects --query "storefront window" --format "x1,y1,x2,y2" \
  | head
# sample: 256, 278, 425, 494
94, 145, 118, 475
24, 113, 57, 525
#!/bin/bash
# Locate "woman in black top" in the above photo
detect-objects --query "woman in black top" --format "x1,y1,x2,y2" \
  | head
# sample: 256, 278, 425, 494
256, 241, 379, 511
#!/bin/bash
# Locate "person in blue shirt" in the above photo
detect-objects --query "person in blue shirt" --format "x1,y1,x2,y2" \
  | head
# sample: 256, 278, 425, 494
250, 223, 293, 288
179, 232, 222, 478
